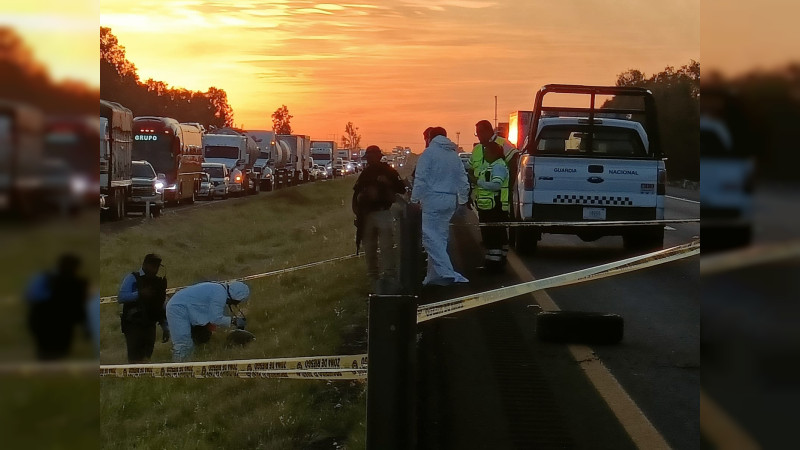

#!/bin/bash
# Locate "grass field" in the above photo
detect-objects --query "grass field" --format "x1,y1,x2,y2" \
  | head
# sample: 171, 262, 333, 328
0, 213, 99, 449
100, 177, 372, 449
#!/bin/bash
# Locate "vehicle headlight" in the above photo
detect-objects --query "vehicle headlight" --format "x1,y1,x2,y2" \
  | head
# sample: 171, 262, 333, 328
70, 177, 88, 194
154, 181, 164, 190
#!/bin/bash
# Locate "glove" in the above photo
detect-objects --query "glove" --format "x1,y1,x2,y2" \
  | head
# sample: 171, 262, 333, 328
161, 324, 170, 343
235, 317, 247, 330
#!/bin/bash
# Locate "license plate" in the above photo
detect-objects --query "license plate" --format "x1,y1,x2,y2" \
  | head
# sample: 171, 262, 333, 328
583, 207, 606, 220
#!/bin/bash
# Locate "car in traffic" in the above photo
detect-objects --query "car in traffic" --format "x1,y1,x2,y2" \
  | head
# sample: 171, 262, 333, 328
202, 162, 232, 199
254, 165, 274, 191
345, 161, 356, 174
128, 160, 164, 217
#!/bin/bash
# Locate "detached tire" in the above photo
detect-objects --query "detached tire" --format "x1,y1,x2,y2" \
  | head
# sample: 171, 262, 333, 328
536, 311, 624, 345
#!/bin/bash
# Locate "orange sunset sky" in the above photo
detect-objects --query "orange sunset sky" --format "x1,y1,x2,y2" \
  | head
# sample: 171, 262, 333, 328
99, 0, 699, 152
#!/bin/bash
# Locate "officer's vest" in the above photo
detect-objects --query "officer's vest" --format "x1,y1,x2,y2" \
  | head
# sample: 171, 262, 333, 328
471, 136, 518, 177
475, 159, 509, 212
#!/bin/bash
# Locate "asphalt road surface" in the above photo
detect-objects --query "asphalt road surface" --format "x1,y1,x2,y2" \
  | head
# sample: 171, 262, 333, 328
417, 186, 699, 449
701, 181, 800, 448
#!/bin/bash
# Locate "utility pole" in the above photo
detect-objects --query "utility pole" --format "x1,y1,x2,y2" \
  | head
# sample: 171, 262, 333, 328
456, 131, 460, 148
494, 95, 498, 128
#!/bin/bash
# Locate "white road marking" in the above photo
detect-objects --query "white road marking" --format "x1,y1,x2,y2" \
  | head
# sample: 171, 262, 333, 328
665, 226, 677, 231
506, 253, 672, 449
666, 195, 700, 204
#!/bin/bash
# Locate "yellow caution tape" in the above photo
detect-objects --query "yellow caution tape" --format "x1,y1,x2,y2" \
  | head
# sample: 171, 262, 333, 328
701, 240, 800, 276
417, 240, 699, 323
0, 361, 98, 376
100, 253, 363, 304
101, 354, 368, 379
455, 219, 699, 227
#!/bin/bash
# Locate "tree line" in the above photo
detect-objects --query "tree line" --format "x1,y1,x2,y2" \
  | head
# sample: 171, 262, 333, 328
705, 65, 800, 181
603, 60, 700, 181
100, 27, 234, 129
0, 27, 97, 114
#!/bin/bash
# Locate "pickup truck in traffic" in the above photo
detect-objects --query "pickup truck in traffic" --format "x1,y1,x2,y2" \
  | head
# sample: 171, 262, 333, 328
128, 160, 164, 217
512, 84, 667, 252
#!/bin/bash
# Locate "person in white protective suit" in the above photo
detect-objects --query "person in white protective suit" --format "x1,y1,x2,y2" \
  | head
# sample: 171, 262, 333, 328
165, 281, 249, 361
410, 127, 470, 286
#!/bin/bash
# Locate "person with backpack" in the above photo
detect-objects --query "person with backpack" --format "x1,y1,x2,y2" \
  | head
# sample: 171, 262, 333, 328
25, 253, 89, 360
117, 253, 168, 363
352, 145, 407, 293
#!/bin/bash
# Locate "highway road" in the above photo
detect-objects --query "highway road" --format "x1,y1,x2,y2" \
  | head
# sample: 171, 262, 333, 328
417, 186, 700, 449
701, 181, 800, 449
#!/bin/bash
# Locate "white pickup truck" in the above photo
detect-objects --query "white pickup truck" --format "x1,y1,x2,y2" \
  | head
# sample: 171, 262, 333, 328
512, 84, 667, 253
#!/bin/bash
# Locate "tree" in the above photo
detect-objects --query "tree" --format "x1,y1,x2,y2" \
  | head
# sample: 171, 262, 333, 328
272, 105, 293, 134
340, 121, 361, 151
99, 27, 235, 130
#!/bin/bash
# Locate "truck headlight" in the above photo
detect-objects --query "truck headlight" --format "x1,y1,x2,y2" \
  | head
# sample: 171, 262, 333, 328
154, 181, 164, 190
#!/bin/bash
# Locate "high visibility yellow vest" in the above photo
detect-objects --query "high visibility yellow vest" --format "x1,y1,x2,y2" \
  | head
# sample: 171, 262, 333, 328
475, 158, 509, 212
470, 136, 518, 177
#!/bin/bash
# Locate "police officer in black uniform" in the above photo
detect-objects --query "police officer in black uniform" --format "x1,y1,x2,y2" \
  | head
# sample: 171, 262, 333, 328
116, 254, 169, 363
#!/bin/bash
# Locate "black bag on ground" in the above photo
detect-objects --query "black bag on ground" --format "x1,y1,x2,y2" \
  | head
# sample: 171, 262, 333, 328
536, 311, 624, 345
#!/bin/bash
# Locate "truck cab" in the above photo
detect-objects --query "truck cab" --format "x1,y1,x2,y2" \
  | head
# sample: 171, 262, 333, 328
513, 84, 666, 252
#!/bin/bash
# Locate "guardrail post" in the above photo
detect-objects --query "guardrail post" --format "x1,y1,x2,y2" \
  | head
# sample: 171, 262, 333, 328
367, 294, 417, 450
144, 201, 150, 219
397, 201, 423, 295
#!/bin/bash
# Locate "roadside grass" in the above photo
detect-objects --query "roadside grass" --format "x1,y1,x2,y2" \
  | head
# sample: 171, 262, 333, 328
100, 177, 370, 449
0, 213, 99, 448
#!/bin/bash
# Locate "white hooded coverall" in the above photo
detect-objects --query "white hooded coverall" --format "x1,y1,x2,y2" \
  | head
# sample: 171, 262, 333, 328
410, 135, 470, 285
166, 282, 233, 361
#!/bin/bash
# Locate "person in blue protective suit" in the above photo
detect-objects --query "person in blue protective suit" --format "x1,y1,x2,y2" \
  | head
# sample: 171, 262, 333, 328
117, 253, 168, 363
165, 281, 249, 361
410, 127, 470, 286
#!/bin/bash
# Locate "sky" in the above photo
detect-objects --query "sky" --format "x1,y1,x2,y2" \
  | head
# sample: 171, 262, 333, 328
97, 0, 699, 152
1, 1, 99, 86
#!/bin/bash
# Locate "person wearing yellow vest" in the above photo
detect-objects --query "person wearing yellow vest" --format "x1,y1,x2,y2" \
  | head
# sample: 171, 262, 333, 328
469, 120, 519, 191
475, 141, 509, 268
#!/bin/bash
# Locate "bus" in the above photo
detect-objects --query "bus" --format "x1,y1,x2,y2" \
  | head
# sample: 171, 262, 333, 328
132, 116, 203, 203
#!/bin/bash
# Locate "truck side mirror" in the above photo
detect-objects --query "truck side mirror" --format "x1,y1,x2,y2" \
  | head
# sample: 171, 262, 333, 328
157, 173, 166, 180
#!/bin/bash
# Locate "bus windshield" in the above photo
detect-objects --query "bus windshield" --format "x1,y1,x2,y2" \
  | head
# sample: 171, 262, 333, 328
205, 145, 239, 159
133, 136, 175, 174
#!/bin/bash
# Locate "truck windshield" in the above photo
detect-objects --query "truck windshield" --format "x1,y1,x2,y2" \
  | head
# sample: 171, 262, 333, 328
205, 145, 240, 159
131, 163, 156, 178
203, 166, 225, 178
536, 126, 647, 158
311, 154, 330, 162
133, 137, 175, 174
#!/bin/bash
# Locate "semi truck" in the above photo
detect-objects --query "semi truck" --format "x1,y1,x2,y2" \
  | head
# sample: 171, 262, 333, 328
100, 99, 133, 220
310, 140, 336, 168
202, 133, 259, 195
276, 134, 312, 183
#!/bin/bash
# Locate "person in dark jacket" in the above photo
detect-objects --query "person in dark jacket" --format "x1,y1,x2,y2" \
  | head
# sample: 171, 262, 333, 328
117, 253, 168, 363
352, 145, 407, 293
24, 253, 89, 360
